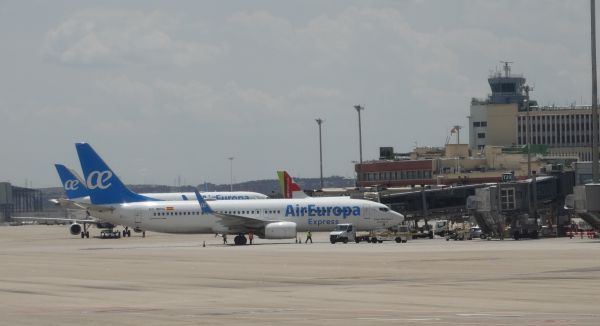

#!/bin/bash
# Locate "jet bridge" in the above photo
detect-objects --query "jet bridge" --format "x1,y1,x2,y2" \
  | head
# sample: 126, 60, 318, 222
468, 172, 575, 239
377, 170, 574, 238
379, 184, 486, 220
565, 184, 600, 230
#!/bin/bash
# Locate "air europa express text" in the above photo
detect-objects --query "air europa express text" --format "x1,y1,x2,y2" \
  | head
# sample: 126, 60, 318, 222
285, 204, 360, 218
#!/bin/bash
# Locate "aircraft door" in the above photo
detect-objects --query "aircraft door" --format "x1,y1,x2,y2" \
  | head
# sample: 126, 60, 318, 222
134, 209, 144, 227
359, 203, 370, 229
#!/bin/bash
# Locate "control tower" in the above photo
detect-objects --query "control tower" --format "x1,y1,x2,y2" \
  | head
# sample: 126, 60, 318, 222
488, 61, 527, 110
469, 62, 536, 151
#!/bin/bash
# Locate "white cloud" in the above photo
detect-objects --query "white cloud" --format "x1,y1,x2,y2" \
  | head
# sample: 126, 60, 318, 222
43, 10, 223, 66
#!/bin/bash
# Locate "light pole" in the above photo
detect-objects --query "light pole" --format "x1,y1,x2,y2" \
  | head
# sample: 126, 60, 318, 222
354, 105, 365, 184
316, 118, 324, 189
592, 0, 599, 182
228, 157, 234, 191
525, 85, 532, 178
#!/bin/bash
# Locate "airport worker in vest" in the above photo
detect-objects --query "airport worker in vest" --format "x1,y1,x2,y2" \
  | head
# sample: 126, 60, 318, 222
305, 230, 313, 244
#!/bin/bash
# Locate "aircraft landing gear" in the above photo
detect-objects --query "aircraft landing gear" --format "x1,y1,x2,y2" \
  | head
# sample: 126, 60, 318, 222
233, 234, 247, 245
122, 227, 131, 237
142, 231, 146, 238
80, 224, 90, 239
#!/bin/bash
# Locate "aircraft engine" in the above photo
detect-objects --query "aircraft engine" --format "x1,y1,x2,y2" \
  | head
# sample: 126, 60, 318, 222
263, 222, 297, 239
69, 223, 82, 235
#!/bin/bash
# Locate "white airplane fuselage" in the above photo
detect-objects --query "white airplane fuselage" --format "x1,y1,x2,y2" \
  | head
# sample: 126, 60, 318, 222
92, 198, 403, 235
72, 191, 268, 204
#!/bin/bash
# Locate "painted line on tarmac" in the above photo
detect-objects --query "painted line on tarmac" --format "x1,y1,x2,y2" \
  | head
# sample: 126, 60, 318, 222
457, 313, 522, 318
357, 317, 442, 322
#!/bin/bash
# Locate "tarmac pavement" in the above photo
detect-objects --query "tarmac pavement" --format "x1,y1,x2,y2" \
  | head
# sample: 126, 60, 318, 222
1, 225, 599, 325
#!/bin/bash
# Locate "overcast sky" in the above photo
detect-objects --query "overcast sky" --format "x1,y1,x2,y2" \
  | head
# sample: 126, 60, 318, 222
0, 0, 594, 188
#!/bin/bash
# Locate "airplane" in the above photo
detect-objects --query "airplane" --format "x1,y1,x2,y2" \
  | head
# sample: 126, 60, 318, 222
53, 164, 269, 205
15, 162, 270, 239
73, 142, 404, 245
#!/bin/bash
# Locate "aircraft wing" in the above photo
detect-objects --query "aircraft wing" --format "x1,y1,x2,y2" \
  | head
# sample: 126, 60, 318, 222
194, 190, 283, 233
11, 217, 101, 225
212, 212, 279, 231
51, 198, 89, 210
56, 199, 116, 213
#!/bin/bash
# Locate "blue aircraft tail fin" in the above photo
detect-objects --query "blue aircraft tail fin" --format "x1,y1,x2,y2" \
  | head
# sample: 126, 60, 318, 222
55, 164, 89, 199
194, 190, 214, 214
75, 143, 157, 205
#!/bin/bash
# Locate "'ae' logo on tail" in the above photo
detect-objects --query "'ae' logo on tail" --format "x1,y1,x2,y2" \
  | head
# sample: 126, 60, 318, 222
64, 179, 80, 190
86, 171, 113, 189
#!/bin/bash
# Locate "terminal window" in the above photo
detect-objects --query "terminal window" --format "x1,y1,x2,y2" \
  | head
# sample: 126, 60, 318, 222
500, 188, 516, 210
477, 133, 485, 139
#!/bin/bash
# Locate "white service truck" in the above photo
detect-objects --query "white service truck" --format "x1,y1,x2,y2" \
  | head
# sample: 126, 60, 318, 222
329, 223, 409, 244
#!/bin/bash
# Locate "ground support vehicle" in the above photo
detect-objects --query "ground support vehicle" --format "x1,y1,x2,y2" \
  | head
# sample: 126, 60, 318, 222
100, 229, 121, 239
445, 227, 468, 241
411, 230, 434, 239
329, 224, 356, 243
355, 225, 410, 244
509, 215, 540, 240
434, 220, 449, 237
329, 224, 409, 244
469, 226, 485, 239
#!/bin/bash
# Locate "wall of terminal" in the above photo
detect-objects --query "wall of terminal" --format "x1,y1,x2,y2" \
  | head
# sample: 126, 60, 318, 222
0, 182, 43, 221
469, 102, 597, 162
487, 104, 518, 148
517, 110, 591, 147
356, 160, 433, 186
355, 159, 516, 187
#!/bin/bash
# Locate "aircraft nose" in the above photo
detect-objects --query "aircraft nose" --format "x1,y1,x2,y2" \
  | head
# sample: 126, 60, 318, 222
393, 211, 404, 222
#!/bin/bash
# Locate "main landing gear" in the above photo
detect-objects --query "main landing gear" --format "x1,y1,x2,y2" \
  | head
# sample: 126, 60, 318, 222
80, 223, 90, 238
233, 233, 247, 245
122, 227, 132, 238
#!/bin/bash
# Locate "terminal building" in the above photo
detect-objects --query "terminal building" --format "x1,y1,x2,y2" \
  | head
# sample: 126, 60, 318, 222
469, 62, 596, 160
354, 62, 582, 189
354, 143, 569, 188
0, 182, 44, 222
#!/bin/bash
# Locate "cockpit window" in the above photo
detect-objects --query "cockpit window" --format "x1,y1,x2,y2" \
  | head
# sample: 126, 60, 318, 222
379, 207, 389, 212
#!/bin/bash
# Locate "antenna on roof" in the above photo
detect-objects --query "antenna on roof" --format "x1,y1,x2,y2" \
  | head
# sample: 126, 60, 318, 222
500, 61, 514, 77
